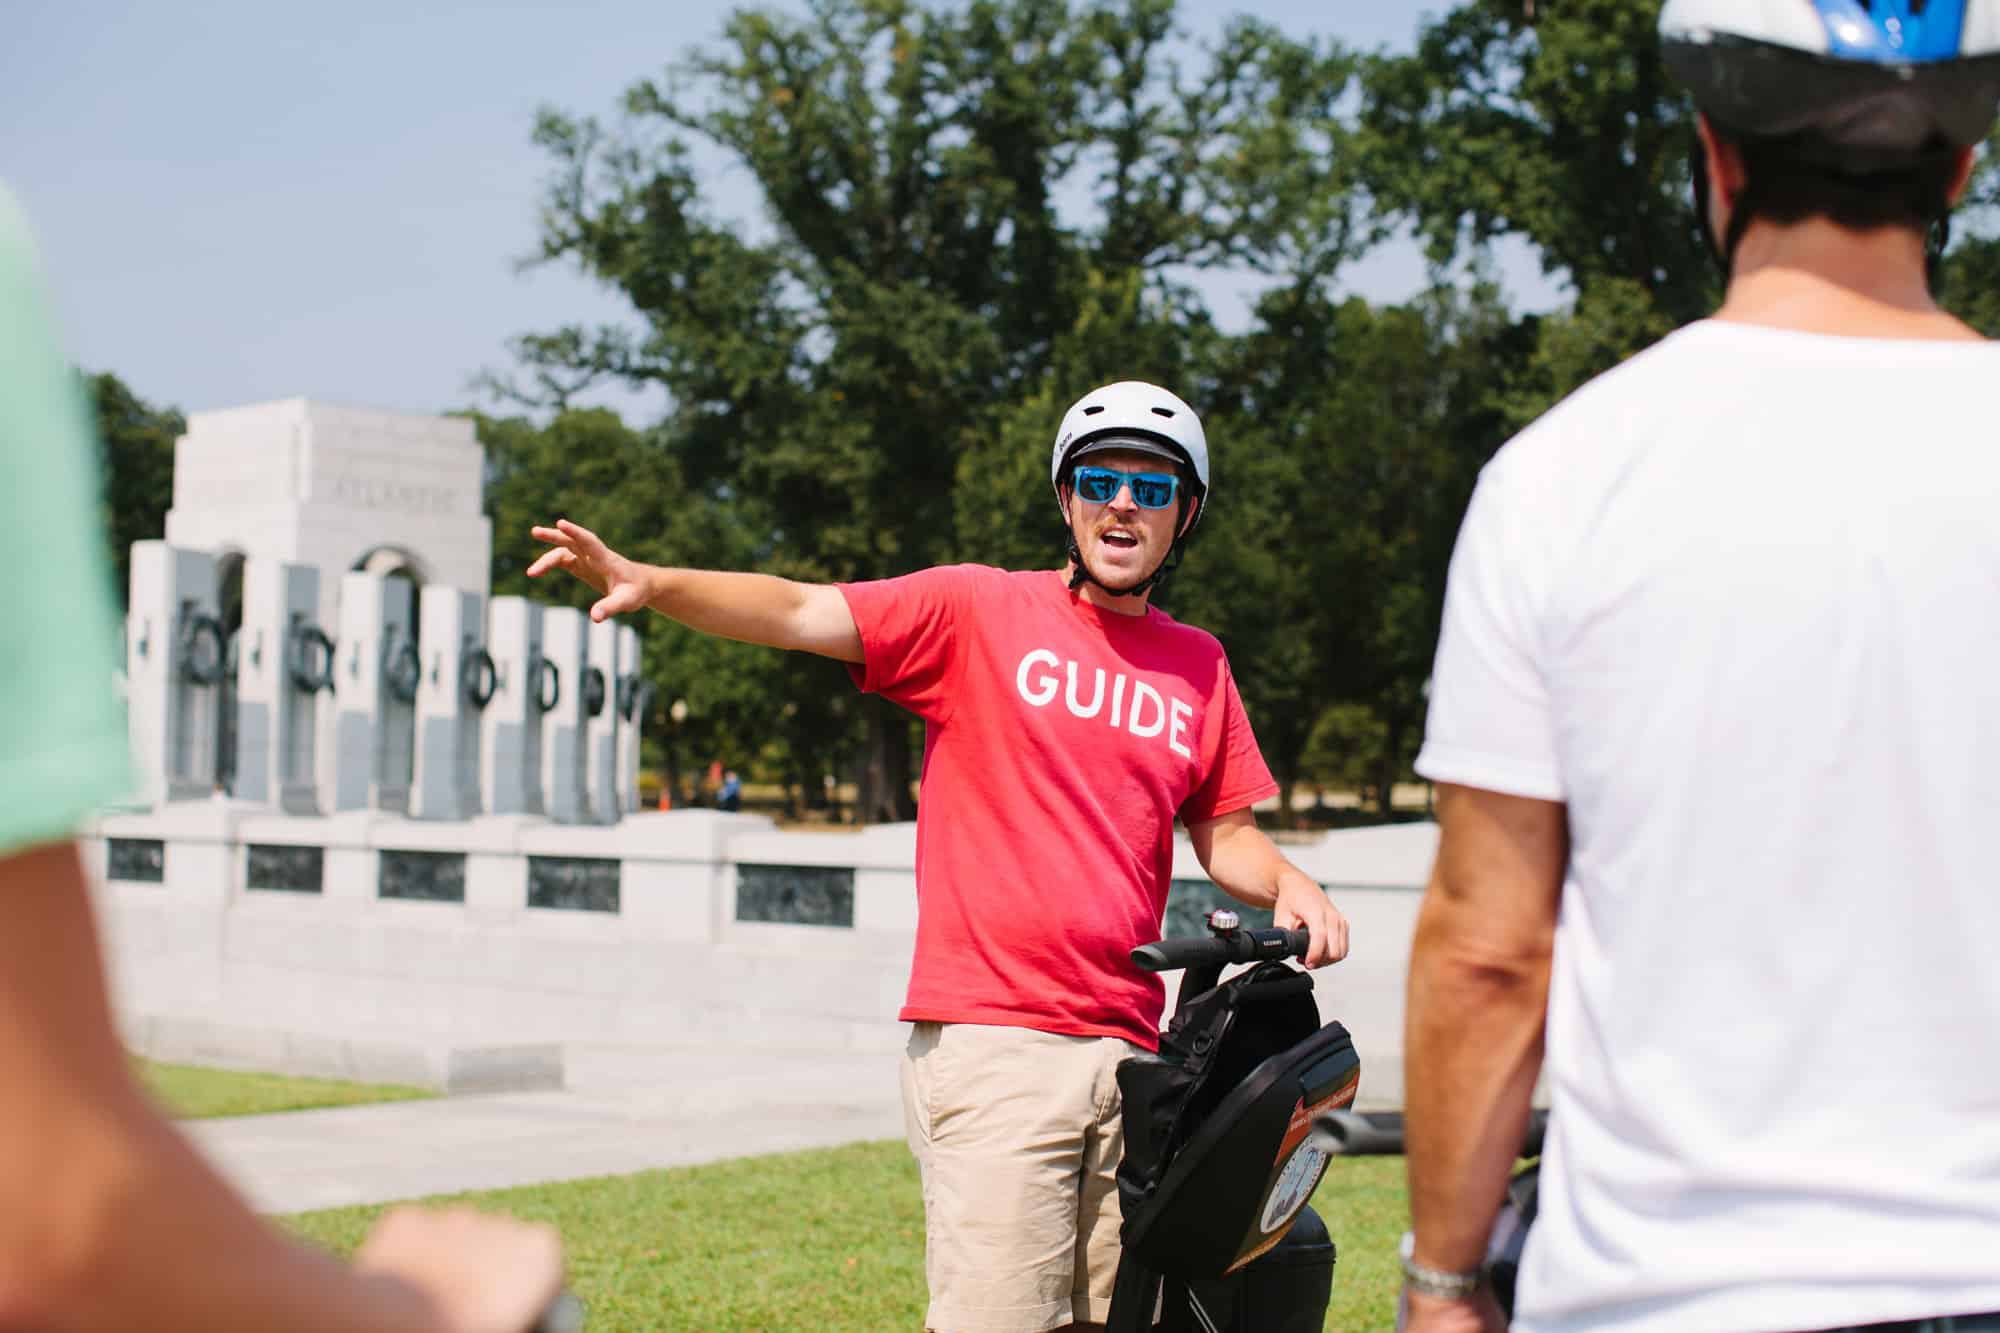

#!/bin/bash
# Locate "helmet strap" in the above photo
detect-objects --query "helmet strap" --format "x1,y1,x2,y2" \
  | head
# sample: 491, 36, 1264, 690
1926, 214, 1951, 293
1060, 487, 1199, 601
1691, 132, 1728, 279
1721, 175, 1760, 274
1127, 540, 1185, 598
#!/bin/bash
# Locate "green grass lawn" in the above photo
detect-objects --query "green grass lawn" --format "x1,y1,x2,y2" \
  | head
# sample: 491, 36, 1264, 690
286, 1141, 1409, 1331
136, 1058, 435, 1119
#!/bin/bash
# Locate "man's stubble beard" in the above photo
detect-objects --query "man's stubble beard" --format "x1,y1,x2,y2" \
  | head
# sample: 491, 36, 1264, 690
1078, 541, 1156, 597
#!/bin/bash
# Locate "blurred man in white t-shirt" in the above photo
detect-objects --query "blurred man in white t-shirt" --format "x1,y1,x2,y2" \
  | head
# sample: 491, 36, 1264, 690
1401, 4, 2000, 1331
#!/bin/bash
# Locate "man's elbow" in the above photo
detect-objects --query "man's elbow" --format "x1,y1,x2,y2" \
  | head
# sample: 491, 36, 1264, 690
1419, 944, 1551, 1007
1411, 899, 1553, 998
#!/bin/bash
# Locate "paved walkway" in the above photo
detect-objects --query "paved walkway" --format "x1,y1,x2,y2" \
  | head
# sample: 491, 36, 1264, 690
189, 1038, 1405, 1215
187, 1043, 907, 1213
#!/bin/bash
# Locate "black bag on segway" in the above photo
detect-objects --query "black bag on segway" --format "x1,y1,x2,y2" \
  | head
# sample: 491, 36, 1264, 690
1111, 957, 1360, 1330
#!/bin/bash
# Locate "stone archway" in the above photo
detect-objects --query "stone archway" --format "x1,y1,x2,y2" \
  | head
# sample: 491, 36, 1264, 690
351, 544, 431, 647
352, 544, 431, 587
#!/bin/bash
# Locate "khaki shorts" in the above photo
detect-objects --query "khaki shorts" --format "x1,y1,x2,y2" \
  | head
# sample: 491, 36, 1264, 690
901, 1021, 1140, 1333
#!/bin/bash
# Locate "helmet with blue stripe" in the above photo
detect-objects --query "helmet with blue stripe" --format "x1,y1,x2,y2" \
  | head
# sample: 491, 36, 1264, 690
1661, 1, 2000, 165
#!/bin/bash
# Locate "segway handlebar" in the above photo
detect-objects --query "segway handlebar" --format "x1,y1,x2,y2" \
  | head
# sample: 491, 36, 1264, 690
1131, 926, 1310, 974
1312, 1108, 1550, 1160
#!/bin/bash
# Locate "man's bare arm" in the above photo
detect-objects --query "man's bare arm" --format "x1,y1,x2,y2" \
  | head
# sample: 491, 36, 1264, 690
527, 519, 864, 663
1186, 808, 1351, 968
1403, 783, 1567, 1330
638, 568, 864, 662
0, 841, 559, 1333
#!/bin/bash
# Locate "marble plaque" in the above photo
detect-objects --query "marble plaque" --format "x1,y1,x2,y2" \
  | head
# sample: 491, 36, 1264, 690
735, 864, 855, 928
245, 843, 325, 894
526, 856, 621, 913
107, 838, 166, 884
378, 849, 467, 903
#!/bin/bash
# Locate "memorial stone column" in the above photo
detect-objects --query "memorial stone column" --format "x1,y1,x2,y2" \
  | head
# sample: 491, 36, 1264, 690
233, 558, 328, 813
481, 596, 546, 816
615, 624, 646, 814
331, 570, 416, 813
585, 616, 622, 825
411, 585, 490, 821
538, 606, 589, 824
125, 542, 223, 805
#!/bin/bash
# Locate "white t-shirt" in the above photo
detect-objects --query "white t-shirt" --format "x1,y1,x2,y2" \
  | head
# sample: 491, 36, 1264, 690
1416, 320, 2000, 1333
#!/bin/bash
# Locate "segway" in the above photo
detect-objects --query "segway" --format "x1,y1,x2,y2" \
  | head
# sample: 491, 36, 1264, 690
1105, 911, 1359, 1333
1314, 1107, 1550, 1324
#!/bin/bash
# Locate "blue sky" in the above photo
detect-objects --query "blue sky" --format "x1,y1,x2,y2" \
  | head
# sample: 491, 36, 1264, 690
5, 1, 1557, 421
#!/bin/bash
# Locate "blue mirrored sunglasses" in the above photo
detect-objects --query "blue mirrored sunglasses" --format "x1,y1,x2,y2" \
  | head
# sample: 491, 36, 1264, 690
1072, 465, 1180, 510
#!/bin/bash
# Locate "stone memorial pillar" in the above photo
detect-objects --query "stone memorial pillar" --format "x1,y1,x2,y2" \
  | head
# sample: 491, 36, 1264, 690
538, 606, 589, 824
125, 542, 223, 805
585, 616, 623, 825
331, 571, 416, 813
232, 558, 329, 813
411, 586, 490, 821
481, 596, 545, 816
615, 624, 646, 814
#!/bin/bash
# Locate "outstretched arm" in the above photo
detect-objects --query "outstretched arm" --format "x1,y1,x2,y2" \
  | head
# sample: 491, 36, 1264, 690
527, 519, 864, 664
1187, 808, 1350, 968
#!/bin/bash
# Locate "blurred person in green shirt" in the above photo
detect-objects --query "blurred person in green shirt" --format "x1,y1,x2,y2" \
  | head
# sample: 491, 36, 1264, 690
0, 183, 564, 1332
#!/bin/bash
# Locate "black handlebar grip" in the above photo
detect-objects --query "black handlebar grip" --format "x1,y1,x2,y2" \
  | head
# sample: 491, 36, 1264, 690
1314, 1108, 1551, 1161
1131, 936, 1224, 972
1314, 1109, 1408, 1156
1269, 927, 1312, 960
1130, 926, 1313, 973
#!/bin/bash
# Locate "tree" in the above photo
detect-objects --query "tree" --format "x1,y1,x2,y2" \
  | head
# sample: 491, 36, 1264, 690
1186, 281, 1525, 818
477, 406, 840, 807
502, 0, 1345, 819
1939, 130, 2000, 335
89, 373, 182, 606
1357, 0, 1710, 330
1359, 0, 2000, 398
1941, 232, 2000, 337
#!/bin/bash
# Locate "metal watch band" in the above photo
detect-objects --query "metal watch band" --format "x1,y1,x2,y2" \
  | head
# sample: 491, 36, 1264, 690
1399, 1232, 1482, 1300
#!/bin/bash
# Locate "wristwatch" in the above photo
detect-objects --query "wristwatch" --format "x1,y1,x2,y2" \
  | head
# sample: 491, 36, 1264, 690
1399, 1231, 1483, 1300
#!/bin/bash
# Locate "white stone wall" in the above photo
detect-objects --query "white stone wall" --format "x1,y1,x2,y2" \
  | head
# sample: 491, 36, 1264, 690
81, 810, 1430, 1104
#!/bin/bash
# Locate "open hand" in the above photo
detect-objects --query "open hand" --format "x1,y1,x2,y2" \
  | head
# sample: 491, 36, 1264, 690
355, 1204, 564, 1333
526, 519, 650, 623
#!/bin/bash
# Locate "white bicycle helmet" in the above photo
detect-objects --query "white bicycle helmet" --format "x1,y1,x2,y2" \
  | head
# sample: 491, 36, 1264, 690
1049, 381, 1210, 594
1661, 0, 2000, 162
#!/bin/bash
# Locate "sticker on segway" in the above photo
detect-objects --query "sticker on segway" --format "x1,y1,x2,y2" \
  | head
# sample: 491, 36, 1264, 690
1259, 1140, 1329, 1236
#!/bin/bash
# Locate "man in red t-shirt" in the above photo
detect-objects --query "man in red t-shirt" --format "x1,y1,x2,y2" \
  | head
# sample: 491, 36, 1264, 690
530, 380, 1349, 1333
